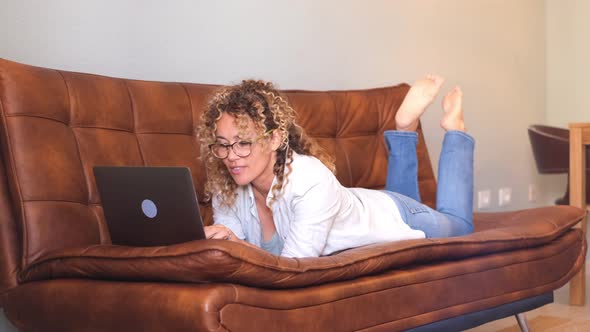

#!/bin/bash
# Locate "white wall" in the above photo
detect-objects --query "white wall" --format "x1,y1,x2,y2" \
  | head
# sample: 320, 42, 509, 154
0, 1, 556, 328
546, 0, 590, 127
0, 0, 550, 210
540, 0, 590, 208
544, 0, 590, 254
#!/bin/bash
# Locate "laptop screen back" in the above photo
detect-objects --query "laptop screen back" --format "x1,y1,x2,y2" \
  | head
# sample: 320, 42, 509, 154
93, 166, 206, 246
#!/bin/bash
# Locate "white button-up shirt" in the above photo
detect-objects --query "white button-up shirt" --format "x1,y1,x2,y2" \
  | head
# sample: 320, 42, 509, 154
213, 152, 425, 257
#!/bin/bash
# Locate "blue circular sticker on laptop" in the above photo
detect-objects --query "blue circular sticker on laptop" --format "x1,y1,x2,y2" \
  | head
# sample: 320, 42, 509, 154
141, 199, 158, 219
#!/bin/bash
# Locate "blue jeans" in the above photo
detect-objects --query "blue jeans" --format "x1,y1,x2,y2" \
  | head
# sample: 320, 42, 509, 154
382, 130, 474, 238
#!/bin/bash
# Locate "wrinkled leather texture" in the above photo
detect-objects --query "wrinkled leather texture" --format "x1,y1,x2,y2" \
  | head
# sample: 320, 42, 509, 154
3, 230, 586, 331
20, 206, 585, 289
0, 58, 586, 331
0, 58, 435, 272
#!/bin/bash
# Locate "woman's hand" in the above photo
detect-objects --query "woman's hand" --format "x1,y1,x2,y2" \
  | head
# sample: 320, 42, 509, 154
204, 225, 262, 250
204, 224, 237, 241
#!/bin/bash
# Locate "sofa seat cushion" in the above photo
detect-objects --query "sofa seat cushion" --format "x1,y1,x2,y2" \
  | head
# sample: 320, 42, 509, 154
19, 206, 586, 289
4, 230, 585, 332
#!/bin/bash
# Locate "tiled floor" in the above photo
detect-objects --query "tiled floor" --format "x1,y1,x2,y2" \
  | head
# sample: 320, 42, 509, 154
467, 264, 590, 331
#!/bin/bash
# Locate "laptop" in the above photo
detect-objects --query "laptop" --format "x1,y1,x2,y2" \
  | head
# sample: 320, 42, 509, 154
93, 166, 206, 247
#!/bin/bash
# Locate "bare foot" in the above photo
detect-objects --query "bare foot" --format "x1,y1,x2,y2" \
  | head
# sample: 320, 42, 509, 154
395, 75, 445, 131
440, 87, 465, 132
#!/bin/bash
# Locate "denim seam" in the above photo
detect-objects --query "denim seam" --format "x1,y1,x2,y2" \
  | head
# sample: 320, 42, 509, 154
383, 130, 418, 139
445, 130, 475, 144
386, 192, 428, 215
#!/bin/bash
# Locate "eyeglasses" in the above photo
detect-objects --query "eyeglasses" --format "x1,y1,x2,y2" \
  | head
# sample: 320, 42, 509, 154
209, 140, 253, 159
209, 129, 274, 160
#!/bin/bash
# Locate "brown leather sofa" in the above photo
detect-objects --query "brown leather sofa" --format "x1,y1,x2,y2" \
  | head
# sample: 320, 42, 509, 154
0, 58, 586, 331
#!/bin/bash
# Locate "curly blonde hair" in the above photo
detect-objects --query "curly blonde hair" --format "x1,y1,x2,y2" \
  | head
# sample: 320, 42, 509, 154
198, 80, 335, 207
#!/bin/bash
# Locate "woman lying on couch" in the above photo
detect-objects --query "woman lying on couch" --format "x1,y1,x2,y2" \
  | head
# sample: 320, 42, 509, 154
199, 76, 474, 258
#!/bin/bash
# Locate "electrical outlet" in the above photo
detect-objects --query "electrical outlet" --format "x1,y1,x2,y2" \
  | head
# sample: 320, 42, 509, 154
477, 190, 491, 209
498, 187, 512, 207
528, 184, 537, 202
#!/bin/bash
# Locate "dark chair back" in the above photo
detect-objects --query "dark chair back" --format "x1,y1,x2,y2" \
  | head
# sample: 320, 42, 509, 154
528, 124, 590, 204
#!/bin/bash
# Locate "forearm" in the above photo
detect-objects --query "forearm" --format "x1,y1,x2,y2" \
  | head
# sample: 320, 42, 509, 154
205, 225, 260, 250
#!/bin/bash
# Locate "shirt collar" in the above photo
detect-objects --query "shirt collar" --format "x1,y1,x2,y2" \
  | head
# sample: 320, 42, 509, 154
246, 177, 278, 208
245, 151, 301, 207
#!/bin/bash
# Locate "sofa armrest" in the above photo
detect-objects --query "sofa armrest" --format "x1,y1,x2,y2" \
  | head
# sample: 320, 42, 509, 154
19, 206, 586, 289
472, 205, 586, 232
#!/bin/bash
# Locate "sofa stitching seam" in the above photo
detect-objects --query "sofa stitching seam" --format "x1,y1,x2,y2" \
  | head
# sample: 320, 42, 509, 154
123, 80, 146, 165
22, 225, 583, 276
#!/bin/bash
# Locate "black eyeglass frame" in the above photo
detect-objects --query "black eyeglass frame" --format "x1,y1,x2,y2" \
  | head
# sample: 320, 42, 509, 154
208, 141, 254, 159
208, 129, 275, 160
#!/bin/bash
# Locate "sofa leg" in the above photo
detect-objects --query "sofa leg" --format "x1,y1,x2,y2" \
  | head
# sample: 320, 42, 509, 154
515, 313, 530, 332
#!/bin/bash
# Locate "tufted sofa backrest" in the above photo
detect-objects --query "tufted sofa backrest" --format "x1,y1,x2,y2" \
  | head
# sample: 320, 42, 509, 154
0, 58, 435, 296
